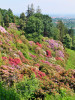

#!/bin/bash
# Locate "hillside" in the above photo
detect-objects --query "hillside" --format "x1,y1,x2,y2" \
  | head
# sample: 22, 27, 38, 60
0, 26, 75, 100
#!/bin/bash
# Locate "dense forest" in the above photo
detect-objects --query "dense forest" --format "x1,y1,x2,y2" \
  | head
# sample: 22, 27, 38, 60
0, 4, 75, 100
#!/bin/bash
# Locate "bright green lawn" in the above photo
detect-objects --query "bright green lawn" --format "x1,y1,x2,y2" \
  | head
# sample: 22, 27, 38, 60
65, 48, 75, 70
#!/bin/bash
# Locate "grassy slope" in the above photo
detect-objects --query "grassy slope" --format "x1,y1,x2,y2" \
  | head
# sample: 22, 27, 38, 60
66, 48, 75, 70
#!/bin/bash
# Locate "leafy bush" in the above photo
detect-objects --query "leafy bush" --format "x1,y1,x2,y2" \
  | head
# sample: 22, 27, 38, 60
63, 34, 72, 48
14, 74, 39, 100
0, 75, 39, 100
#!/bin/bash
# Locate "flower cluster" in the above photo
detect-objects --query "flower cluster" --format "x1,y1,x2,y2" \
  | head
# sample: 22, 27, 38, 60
55, 57, 62, 61
56, 50, 64, 58
46, 50, 52, 57
31, 67, 46, 79
36, 42, 42, 48
9, 57, 21, 66
0, 65, 20, 82
34, 63, 40, 67
0, 26, 7, 33
40, 60, 52, 66
2, 56, 21, 66
29, 41, 35, 46
30, 54, 36, 58
46, 39, 64, 51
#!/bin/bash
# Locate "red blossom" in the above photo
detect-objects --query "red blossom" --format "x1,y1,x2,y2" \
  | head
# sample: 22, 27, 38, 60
2, 57, 7, 60
36, 42, 42, 48
31, 67, 46, 79
55, 57, 62, 61
46, 50, 52, 57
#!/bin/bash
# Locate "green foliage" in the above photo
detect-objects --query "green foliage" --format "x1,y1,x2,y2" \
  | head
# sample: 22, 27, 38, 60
0, 82, 20, 100
49, 26, 60, 40
16, 43, 30, 59
45, 88, 75, 100
20, 13, 26, 21
19, 19, 26, 30
63, 34, 72, 48
26, 32, 43, 42
26, 16, 43, 33
57, 20, 65, 42
0, 75, 39, 100
65, 48, 75, 69
0, 11, 3, 26
4, 14, 9, 27
14, 75, 39, 100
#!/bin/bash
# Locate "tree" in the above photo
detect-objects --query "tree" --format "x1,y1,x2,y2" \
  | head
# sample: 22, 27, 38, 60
30, 3, 35, 16
68, 28, 74, 44
26, 16, 43, 33
26, 4, 35, 17
0, 11, 3, 26
36, 6, 41, 14
20, 13, 26, 21
19, 19, 26, 30
4, 14, 9, 27
50, 26, 60, 40
42, 15, 52, 36
57, 20, 65, 42
63, 34, 72, 48
8, 8, 14, 23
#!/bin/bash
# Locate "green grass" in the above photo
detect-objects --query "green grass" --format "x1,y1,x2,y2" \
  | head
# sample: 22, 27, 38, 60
65, 48, 75, 70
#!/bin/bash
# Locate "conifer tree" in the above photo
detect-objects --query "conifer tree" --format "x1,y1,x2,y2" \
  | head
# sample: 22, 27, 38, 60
36, 6, 41, 14
4, 14, 9, 27
0, 11, 3, 26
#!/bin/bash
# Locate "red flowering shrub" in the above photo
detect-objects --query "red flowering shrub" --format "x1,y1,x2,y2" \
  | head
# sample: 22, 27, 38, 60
55, 57, 62, 61
30, 55, 36, 58
36, 42, 42, 48
46, 50, 52, 57
2, 57, 7, 60
31, 67, 46, 80
9, 57, 21, 66
34, 63, 40, 67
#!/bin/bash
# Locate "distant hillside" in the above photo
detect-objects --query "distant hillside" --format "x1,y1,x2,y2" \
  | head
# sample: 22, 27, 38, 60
52, 17, 75, 29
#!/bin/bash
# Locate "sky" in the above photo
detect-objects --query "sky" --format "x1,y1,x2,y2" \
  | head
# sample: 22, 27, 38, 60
0, 0, 75, 16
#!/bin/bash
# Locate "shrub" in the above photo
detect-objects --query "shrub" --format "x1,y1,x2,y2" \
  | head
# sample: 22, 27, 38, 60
14, 74, 39, 100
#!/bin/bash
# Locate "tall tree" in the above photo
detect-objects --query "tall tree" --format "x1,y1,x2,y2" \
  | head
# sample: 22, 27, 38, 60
36, 6, 41, 14
8, 8, 14, 23
26, 5, 31, 17
26, 4, 35, 17
20, 13, 26, 21
57, 20, 65, 42
0, 11, 3, 26
42, 15, 52, 36
4, 14, 9, 27
30, 3, 35, 16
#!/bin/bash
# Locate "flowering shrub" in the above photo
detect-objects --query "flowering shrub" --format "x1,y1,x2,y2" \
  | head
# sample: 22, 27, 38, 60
30, 54, 36, 58
2, 56, 7, 60
46, 50, 52, 57
55, 57, 62, 61
34, 63, 40, 67
36, 42, 42, 48
9, 57, 21, 66
46, 39, 64, 51
2, 56, 21, 65
0, 65, 20, 83
29, 41, 35, 46
56, 50, 64, 58
0, 26, 7, 33
31, 67, 46, 80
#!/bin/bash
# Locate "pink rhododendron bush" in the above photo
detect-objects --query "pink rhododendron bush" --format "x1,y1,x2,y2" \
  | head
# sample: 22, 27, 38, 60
0, 27, 75, 96
0, 26, 7, 33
